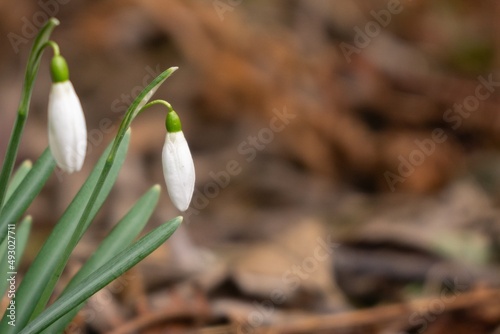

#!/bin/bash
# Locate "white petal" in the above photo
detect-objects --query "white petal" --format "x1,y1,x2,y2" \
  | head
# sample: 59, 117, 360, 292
162, 132, 195, 211
48, 81, 87, 173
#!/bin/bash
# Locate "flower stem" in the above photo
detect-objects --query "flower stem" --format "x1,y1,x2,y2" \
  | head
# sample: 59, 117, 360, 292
61, 66, 178, 289
0, 18, 59, 209
42, 40, 60, 56
141, 99, 174, 113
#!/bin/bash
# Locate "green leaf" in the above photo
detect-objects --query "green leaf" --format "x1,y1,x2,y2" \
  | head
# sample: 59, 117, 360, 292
0, 149, 55, 245
0, 236, 10, 302
0, 216, 32, 299
13, 215, 31, 269
31, 132, 132, 320
0, 132, 130, 333
0, 18, 59, 208
41, 185, 161, 333
35, 134, 132, 319
19, 217, 182, 334
5, 161, 32, 202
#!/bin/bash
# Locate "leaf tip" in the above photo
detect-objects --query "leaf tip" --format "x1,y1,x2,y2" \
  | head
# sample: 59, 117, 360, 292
22, 160, 33, 168
49, 17, 60, 26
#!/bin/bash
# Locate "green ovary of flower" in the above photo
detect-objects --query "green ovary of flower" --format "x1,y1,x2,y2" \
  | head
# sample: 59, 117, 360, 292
50, 55, 69, 83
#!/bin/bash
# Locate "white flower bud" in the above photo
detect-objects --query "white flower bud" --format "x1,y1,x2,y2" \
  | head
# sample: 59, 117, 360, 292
48, 81, 87, 173
162, 131, 195, 211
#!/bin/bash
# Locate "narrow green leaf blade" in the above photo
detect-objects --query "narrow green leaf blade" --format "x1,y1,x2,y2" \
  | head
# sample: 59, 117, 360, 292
0, 132, 130, 333
5, 161, 32, 202
0, 239, 9, 301
0, 149, 55, 245
41, 185, 161, 333
14, 214, 32, 269
33, 134, 133, 318
20, 217, 182, 334
32, 133, 131, 322
0, 216, 31, 299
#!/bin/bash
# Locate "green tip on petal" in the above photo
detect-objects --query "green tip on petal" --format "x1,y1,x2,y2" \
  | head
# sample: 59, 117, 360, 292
50, 55, 69, 83
166, 110, 182, 133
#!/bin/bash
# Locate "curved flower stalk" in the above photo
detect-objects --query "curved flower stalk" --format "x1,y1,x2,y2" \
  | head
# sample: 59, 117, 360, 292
162, 107, 195, 211
48, 54, 87, 173
0, 18, 59, 208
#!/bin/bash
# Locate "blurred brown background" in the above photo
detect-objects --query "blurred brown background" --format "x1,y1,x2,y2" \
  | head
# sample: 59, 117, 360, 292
1, 0, 500, 333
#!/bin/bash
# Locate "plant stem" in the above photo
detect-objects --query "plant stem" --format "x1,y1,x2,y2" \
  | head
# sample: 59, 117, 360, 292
43, 40, 60, 56
69, 67, 177, 249
141, 99, 174, 113
0, 18, 59, 208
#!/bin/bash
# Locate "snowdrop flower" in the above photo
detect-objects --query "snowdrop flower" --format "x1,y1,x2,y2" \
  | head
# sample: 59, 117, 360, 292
162, 108, 195, 211
48, 54, 87, 173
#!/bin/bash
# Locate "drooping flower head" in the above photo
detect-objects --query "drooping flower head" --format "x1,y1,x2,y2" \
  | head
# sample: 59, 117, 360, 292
162, 107, 195, 211
48, 54, 87, 173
